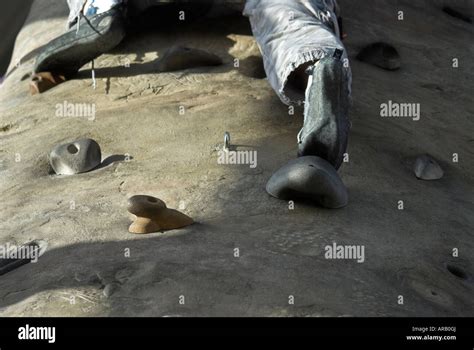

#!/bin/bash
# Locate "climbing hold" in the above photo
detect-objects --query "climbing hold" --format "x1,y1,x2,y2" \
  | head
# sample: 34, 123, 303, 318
356, 42, 401, 71
266, 156, 348, 208
442, 6, 472, 23
158, 46, 223, 72
127, 195, 194, 234
414, 154, 444, 180
103, 283, 119, 298
29, 72, 66, 95
49, 138, 102, 175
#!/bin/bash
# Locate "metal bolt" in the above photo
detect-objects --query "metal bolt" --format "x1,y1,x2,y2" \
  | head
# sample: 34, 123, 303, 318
224, 132, 231, 152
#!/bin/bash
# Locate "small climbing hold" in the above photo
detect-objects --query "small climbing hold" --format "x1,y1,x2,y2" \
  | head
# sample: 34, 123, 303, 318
158, 46, 223, 72
49, 138, 102, 175
442, 6, 472, 24
356, 42, 401, 71
29, 72, 66, 95
0, 240, 48, 276
127, 195, 194, 234
266, 156, 348, 209
414, 154, 444, 180
103, 283, 119, 298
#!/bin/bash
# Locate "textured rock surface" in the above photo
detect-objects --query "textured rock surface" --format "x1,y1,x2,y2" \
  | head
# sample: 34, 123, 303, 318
414, 154, 444, 180
49, 138, 102, 175
0, 0, 473, 317
127, 195, 194, 233
266, 156, 348, 208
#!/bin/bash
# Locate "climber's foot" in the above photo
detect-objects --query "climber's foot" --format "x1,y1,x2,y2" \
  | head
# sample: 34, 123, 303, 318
297, 49, 350, 170
34, 3, 126, 77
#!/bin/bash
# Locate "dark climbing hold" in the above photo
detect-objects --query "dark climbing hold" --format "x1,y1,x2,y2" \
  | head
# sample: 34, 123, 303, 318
159, 46, 223, 72
266, 156, 348, 209
356, 42, 401, 71
413, 154, 444, 180
0, 241, 48, 276
442, 7, 472, 23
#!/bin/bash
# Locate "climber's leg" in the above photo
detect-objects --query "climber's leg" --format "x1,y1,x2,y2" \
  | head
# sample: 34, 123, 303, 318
244, 0, 351, 169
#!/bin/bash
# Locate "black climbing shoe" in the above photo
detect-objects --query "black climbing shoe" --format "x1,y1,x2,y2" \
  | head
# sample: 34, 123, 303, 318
34, 6, 126, 77
297, 49, 350, 170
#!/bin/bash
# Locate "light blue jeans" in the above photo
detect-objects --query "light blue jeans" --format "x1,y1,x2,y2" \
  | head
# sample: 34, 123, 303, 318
67, 0, 351, 105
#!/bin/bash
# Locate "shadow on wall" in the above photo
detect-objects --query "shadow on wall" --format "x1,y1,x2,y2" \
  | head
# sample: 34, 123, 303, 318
8, 3, 264, 82
0, 0, 34, 76
3, 0, 249, 81
75, 8, 265, 80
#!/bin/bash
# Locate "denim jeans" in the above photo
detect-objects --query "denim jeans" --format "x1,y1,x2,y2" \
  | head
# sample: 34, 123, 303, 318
67, 0, 351, 105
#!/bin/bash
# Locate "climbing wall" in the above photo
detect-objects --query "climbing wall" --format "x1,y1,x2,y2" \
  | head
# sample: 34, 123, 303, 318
0, 0, 472, 316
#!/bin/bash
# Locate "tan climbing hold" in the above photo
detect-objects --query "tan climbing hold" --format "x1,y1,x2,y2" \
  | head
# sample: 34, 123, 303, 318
29, 72, 66, 95
127, 195, 194, 234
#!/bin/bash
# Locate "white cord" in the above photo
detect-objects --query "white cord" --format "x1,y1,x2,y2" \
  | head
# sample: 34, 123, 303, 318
76, 12, 81, 35
91, 60, 96, 89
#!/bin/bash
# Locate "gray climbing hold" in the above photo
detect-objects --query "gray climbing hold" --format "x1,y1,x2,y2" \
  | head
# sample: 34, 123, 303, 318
158, 46, 223, 72
414, 155, 444, 180
266, 156, 348, 208
103, 283, 119, 298
356, 42, 401, 71
49, 138, 101, 175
